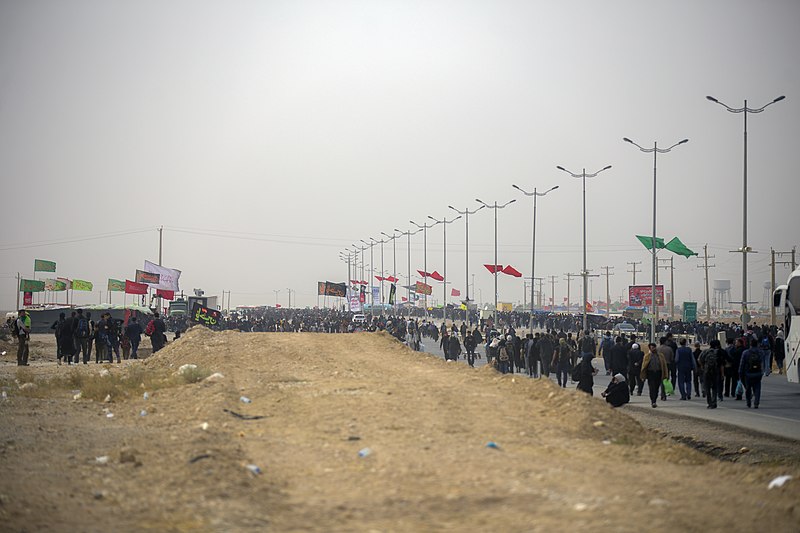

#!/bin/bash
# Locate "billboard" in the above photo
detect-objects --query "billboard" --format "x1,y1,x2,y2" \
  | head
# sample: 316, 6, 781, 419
628, 285, 665, 306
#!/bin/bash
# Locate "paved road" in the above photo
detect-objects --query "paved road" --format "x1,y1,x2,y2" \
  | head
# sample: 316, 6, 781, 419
418, 337, 800, 441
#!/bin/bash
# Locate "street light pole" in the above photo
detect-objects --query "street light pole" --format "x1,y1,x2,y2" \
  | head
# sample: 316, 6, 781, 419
361, 238, 377, 317
428, 214, 461, 324
475, 198, 516, 327
706, 94, 785, 330
512, 183, 559, 332
395, 227, 422, 318
623, 137, 688, 343
410, 220, 436, 316
448, 204, 485, 309
556, 165, 612, 333
381, 231, 400, 312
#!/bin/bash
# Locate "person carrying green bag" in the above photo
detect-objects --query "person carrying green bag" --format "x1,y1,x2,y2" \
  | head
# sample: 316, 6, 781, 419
662, 378, 674, 396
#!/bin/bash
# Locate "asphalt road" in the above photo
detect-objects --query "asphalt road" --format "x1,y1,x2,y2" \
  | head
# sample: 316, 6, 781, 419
418, 337, 800, 441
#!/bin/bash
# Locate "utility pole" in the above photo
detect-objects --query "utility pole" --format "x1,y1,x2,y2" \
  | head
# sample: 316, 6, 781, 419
16, 272, 21, 310
535, 277, 545, 308
548, 276, 558, 310
627, 261, 641, 286
771, 247, 797, 326
158, 226, 163, 266
698, 245, 715, 321
564, 273, 578, 313
601, 266, 614, 317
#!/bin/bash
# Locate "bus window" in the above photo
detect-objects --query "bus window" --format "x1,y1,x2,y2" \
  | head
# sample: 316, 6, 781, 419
788, 278, 800, 316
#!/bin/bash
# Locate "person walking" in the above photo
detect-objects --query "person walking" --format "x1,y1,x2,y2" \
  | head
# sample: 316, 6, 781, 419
674, 338, 696, 400
699, 340, 724, 409
640, 342, 667, 408
627, 343, 645, 396
740, 337, 764, 409
774, 329, 786, 375
610, 336, 628, 377
657, 337, 674, 401
552, 338, 573, 388
575, 352, 597, 396
15, 310, 31, 366
60, 311, 77, 365
125, 316, 143, 359
463, 329, 477, 367
51, 312, 66, 365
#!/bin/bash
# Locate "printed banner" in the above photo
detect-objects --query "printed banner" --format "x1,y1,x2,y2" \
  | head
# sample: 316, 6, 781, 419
318, 282, 346, 297
72, 279, 93, 291
389, 283, 396, 305
135, 269, 161, 285
143, 260, 181, 291
125, 280, 149, 295
682, 301, 698, 322
23, 292, 32, 305
108, 278, 126, 292
20, 279, 45, 292
43, 279, 67, 291
415, 281, 432, 295
317, 282, 326, 296
34, 259, 56, 272
57, 277, 72, 289
372, 286, 380, 303
191, 302, 221, 327
628, 285, 665, 306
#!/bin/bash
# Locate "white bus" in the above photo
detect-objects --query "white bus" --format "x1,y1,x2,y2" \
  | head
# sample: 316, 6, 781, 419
773, 267, 800, 384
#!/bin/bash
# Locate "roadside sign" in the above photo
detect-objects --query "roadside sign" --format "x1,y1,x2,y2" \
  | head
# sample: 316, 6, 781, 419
682, 301, 697, 322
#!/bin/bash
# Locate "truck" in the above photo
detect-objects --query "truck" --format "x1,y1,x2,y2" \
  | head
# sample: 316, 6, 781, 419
773, 267, 800, 383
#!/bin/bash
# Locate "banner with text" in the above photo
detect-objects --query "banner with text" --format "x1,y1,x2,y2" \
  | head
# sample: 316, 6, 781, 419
143, 260, 181, 291
628, 285, 665, 306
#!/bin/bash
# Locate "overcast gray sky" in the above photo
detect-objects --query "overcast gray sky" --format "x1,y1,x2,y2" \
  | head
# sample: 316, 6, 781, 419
1, 0, 798, 313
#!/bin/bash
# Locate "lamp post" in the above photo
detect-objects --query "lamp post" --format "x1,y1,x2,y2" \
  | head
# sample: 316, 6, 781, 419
475, 197, 516, 326
706, 94, 785, 329
286, 288, 292, 309
361, 238, 377, 316
428, 214, 462, 324
512, 183, 559, 332
410, 220, 436, 316
395, 227, 422, 318
272, 289, 280, 307
623, 138, 688, 343
448, 204, 485, 311
556, 164, 612, 333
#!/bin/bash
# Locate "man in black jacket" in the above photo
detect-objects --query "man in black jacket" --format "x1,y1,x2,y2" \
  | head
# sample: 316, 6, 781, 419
610, 336, 629, 376
627, 343, 644, 396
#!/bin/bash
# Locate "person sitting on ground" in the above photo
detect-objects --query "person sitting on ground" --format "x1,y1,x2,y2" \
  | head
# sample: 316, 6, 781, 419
602, 373, 630, 407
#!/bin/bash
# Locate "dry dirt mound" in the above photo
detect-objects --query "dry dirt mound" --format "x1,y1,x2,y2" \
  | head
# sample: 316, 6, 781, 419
1, 329, 799, 532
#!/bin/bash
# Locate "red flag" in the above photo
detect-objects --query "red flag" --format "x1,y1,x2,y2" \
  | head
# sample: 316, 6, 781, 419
125, 280, 148, 295
484, 264, 503, 273
501, 265, 522, 278
385, 276, 399, 283
156, 289, 175, 300
275, 303, 282, 308
23, 292, 32, 306
451, 288, 461, 297
360, 280, 368, 285
350, 279, 360, 285
430, 271, 444, 282
417, 269, 430, 278
401, 296, 408, 302
585, 301, 594, 312
375, 275, 385, 282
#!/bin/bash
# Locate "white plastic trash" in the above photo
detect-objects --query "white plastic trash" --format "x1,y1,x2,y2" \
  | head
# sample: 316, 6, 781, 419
768, 475, 792, 489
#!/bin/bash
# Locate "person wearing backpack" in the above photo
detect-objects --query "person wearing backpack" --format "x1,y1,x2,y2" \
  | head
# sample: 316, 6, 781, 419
739, 338, 764, 408
699, 340, 724, 409
497, 337, 510, 374
73, 309, 91, 365
640, 342, 667, 408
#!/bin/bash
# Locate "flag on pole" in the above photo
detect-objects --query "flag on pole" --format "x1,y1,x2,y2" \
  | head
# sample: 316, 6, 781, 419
135, 270, 161, 285
585, 301, 594, 312
108, 279, 126, 292
635, 235, 665, 250
415, 281, 432, 295
156, 289, 175, 300
44, 279, 67, 291
72, 279, 93, 291
451, 288, 461, 297
57, 277, 72, 289
429, 271, 444, 282
501, 265, 522, 278
20, 279, 45, 292
665, 237, 698, 257
124, 280, 148, 295
484, 264, 503, 273
34, 259, 56, 272
385, 276, 399, 283
389, 283, 396, 305
401, 296, 408, 302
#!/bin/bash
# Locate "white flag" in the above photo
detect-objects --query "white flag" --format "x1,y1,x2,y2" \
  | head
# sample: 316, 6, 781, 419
143, 260, 181, 291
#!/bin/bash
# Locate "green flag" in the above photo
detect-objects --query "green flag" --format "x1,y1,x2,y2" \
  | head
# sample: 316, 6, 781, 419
53, 280, 67, 291
20, 279, 45, 292
665, 237, 698, 258
72, 279, 93, 291
635, 235, 665, 250
107, 278, 126, 292
34, 259, 56, 272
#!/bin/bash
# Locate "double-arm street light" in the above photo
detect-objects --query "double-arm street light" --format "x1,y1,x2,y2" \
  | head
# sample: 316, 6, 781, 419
381, 231, 400, 310
623, 138, 688, 343
360, 238, 377, 316
428, 214, 461, 323
448, 204, 485, 310
556, 164, 612, 333
706, 94, 785, 329
410, 220, 437, 315
512, 183, 559, 332
475, 197, 516, 326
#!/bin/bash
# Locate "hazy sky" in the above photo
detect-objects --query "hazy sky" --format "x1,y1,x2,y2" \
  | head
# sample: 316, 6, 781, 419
1, 0, 798, 312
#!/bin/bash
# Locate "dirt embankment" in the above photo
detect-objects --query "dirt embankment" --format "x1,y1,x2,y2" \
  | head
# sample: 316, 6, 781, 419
1, 328, 798, 532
